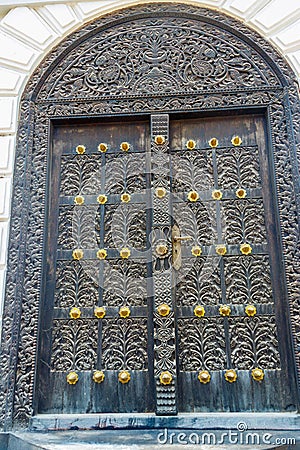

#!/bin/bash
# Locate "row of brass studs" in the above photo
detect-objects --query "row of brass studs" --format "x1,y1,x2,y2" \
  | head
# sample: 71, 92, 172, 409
69, 304, 256, 320
76, 142, 130, 154
72, 248, 131, 260
74, 193, 131, 205
66, 370, 130, 385
75, 136, 242, 155
72, 243, 252, 262
74, 188, 247, 206
66, 367, 264, 386
69, 306, 130, 319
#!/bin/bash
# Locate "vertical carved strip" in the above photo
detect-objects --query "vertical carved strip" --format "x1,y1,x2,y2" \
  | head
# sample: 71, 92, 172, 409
151, 114, 177, 414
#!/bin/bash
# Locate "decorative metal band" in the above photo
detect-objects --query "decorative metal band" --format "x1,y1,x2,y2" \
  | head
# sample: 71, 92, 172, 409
151, 114, 177, 414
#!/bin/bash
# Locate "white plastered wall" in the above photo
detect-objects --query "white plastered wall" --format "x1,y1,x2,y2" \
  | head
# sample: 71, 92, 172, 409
0, 0, 299, 327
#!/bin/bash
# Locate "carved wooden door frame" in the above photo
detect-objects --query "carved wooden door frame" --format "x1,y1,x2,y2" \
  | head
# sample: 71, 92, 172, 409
0, 2, 299, 430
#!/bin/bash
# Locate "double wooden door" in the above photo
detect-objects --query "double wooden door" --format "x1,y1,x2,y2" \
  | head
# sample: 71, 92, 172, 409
38, 113, 297, 414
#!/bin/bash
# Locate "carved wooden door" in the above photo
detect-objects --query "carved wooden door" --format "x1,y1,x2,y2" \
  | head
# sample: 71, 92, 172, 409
38, 113, 297, 415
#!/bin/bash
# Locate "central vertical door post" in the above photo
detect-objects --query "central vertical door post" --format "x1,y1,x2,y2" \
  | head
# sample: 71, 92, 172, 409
151, 115, 178, 415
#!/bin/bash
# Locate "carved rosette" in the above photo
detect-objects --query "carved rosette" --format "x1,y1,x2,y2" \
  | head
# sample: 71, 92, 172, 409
151, 115, 177, 414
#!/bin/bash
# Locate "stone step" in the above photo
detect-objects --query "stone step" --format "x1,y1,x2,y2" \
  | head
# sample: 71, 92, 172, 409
2, 429, 299, 450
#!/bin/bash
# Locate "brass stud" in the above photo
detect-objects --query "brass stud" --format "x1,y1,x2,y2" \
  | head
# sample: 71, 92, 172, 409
97, 249, 107, 260
198, 370, 211, 384
194, 305, 205, 317
208, 138, 218, 148
67, 372, 79, 385
225, 369, 237, 383
119, 306, 130, 318
156, 244, 168, 257
219, 304, 231, 317
76, 145, 85, 154
98, 143, 107, 153
231, 136, 242, 146
118, 370, 130, 383
187, 190, 199, 202
236, 188, 247, 199
215, 245, 227, 256
120, 248, 131, 259
93, 370, 105, 383
251, 368, 264, 382
155, 187, 167, 199
240, 243, 252, 255
74, 195, 84, 205
191, 246, 202, 257
212, 189, 222, 200
94, 306, 106, 319
154, 135, 165, 145
72, 249, 83, 260
121, 193, 131, 203
157, 303, 171, 317
186, 139, 196, 150
245, 305, 257, 317
97, 194, 107, 205
120, 142, 130, 152
160, 371, 172, 385
70, 307, 81, 319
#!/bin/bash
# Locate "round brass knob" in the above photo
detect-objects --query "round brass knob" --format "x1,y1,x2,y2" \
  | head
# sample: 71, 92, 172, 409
69, 307, 81, 319
97, 249, 107, 260
74, 195, 84, 205
121, 193, 131, 203
236, 188, 246, 199
118, 370, 130, 383
120, 248, 131, 259
212, 189, 222, 200
187, 190, 199, 202
98, 143, 107, 153
240, 243, 252, 255
208, 137, 218, 148
154, 135, 165, 145
120, 142, 130, 152
198, 370, 211, 384
76, 145, 85, 154
231, 136, 242, 146
157, 304, 171, 317
160, 371, 172, 385
67, 372, 78, 385
252, 368, 264, 381
215, 245, 227, 256
156, 244, 168, 257
245, 305, 257, 317
93, 370, 105, 383
119, 306, 130, 318
194, 305, 205, 318
219, 304, 231, 317
94, 306, 106, 319
186, 139, 196, 150
72, 249, 83, 260
191, 246, 202, 257
155, 187, 167, 199
225, 369, 237, 383
97, 194, 107, 205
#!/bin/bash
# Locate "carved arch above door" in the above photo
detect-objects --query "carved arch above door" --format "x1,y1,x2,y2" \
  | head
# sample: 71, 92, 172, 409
0, 2, 299, 430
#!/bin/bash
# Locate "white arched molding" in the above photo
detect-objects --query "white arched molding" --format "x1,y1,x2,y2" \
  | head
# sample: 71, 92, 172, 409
0, 0, 299, 319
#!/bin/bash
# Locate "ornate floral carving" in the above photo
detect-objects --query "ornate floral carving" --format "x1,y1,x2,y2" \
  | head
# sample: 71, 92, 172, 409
178, 318, 226, 371
51, 319, 98, 371
101, 318, 148, 370
229, 316, 280, 369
